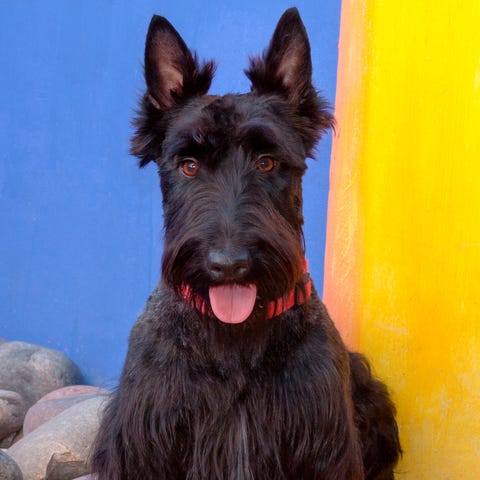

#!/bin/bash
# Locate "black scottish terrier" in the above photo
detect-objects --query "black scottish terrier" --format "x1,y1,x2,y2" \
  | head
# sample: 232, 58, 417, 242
92, 8, 401, 480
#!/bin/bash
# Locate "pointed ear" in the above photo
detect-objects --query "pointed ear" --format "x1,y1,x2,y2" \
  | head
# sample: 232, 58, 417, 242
246, 8, 311, 102
245, 8, 334, 153
144, 15, 215, 110
131, 16, 215, 167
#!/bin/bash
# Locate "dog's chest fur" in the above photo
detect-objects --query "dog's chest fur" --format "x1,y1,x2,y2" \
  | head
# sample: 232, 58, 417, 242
127, 284, 350, 480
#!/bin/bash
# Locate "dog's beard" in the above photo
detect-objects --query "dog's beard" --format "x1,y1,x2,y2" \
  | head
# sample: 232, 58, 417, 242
162, 232, 305, 311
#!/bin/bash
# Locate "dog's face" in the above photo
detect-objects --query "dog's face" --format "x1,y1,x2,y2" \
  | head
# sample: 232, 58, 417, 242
131, 9, 333, 323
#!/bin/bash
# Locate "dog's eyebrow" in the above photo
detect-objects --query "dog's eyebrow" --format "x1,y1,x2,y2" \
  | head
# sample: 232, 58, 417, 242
238, 120, 307, 169
238, 122, 281, 151
167, 127, 210, 156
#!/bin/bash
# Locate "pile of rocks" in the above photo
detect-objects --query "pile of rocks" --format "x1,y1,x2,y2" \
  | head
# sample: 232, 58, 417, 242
0, 340, 109, 480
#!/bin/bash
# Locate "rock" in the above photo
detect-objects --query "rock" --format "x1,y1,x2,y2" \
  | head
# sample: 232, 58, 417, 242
0, 390, 28, 446
0, 342, 84, 408
72, 476, 94, 480
0, 449, 23, 480
7, 395, 108, 480
38, 386, 106, 402
0, 432, 17, 448
24, 388, 109, 436
45, 451, 88, 480
11, 431, 23, 446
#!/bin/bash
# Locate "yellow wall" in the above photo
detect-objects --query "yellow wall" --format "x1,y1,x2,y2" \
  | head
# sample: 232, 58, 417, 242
324, 1, 480, 478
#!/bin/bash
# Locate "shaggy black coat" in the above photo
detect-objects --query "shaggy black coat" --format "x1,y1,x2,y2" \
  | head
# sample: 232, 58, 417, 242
91, 8, 401, 480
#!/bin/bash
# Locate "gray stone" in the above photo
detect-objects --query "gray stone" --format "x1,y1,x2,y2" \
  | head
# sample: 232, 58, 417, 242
24, 391, 108, 436
0, 432, 17, 449
0, 449, 23, 480
7, 395, 108, 480
0, 342, 84, 408
38, 386, 107, 402
0, 390, 28, 445
45, 451, 88, 480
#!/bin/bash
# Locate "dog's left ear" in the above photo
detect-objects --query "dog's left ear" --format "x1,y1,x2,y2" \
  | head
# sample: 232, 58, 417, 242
246, 8, 334, 154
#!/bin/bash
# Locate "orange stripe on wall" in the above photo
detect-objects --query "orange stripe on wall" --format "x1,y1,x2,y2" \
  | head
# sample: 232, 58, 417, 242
323, 0, 373, 348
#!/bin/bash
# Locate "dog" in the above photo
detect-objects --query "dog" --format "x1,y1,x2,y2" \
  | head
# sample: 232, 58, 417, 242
91, 8, 401, 479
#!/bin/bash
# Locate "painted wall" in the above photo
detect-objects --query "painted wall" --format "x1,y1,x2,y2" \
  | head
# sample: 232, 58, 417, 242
0, 1, 340, 385
324, 0, 480, 478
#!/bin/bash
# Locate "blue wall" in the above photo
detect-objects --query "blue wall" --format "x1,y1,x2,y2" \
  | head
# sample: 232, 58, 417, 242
0, 1, 340, 385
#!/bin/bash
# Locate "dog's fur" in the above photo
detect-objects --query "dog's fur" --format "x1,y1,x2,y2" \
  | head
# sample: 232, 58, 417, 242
91, 8, 401, 479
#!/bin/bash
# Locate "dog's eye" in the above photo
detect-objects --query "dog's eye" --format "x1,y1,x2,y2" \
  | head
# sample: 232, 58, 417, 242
256, 156, 277, 173
180, 158, 199, 177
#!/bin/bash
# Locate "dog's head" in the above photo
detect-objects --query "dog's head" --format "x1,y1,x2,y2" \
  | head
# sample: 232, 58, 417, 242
131, 8, 333, 323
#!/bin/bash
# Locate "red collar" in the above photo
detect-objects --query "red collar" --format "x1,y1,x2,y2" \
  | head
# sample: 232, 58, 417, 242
180, 260, 312, 320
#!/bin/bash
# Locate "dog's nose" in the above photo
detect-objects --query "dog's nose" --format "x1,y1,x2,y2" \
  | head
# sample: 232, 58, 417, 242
207, 248, 251, 282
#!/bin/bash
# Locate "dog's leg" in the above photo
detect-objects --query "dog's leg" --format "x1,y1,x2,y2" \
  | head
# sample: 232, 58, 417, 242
91, 383, 186, 480
349, 352, 402, 480
91, 310, 189, 480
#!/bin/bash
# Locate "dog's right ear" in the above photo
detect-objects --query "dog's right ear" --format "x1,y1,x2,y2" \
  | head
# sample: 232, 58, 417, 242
131, 16, 215, 167
144, 16, 215, 111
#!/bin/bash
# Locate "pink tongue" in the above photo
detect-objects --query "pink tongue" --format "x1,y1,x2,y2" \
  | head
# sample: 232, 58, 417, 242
208, 284, 257, 324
